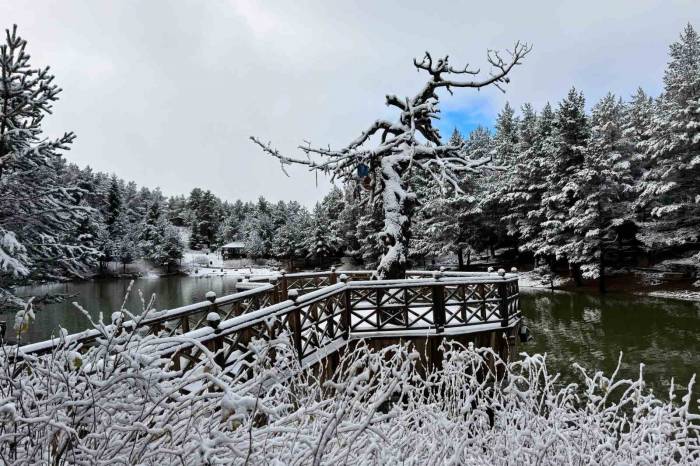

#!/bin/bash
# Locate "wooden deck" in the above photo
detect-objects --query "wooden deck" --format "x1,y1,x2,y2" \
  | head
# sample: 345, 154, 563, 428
14, 269, 521, 379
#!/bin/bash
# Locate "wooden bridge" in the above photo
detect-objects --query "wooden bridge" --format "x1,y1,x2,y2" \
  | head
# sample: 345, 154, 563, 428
15, 269, 521, 378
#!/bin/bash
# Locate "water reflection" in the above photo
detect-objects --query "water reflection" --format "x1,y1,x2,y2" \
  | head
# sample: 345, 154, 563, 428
1, 276, 242, 344
520, 289, 700, 402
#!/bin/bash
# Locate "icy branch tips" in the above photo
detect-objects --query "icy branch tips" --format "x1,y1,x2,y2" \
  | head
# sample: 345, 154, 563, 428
251, 42, 531, 278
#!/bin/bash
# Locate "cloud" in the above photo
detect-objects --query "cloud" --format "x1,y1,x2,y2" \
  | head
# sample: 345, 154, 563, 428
1, 0, 698, 206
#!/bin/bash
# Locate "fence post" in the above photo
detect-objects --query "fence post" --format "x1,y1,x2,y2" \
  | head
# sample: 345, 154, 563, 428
287, 290, 304, 361
329, 266, 337, 285
339, 274, 351, 337
498, 269, 509, 327
269, 277, 279, 304
431, 271, 445, 333
206, 292, 225, 368
280, 270, 289, 301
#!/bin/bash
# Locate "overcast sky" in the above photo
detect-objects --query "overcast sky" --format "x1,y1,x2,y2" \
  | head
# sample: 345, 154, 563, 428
2, 1, 699, 206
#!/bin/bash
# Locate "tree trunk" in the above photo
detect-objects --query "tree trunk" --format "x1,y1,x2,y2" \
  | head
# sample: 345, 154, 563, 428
599, 245, 606, 293
456, 248, 464, 270
571, 263, 583, 287
376, 154, 415, 280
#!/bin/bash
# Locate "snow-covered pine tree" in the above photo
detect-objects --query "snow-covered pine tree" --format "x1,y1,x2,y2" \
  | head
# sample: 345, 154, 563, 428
518, 103, 557, 259
637, 24, 700, 261
480, 103, 519, 257
0, 25, 95, 304
411, 128, 483, 268
187, 188, 204, 249
194, 190, 218, 250
139, 198, 165, 259
243, 197, 276, 258
538, 88, 589, 281
111, 209, 139, 273
104, 175, 122, 232
215, 199, 248, 248
149, 216, 183, 273
501, 103, 537, 241
352, 202, 385, 269
565, 94, 635, 289
271, 201, 310, 269
623, 87, 654, 182
167, 195, 188, 227
306, 203, 342, 264
252, 42, 531, 278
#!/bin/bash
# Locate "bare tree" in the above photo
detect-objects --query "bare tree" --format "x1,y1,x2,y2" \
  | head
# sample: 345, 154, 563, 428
252, 42, 531, 278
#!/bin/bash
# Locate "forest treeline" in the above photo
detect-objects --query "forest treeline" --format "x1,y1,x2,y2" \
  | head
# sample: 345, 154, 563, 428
410, 24, 700, 285
1, 24, 699, 305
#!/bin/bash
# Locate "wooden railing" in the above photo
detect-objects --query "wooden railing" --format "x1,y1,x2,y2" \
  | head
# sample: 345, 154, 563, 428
14, 270, 520, 380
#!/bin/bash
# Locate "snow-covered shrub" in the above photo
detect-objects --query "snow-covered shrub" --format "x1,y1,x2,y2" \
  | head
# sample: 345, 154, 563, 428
0, 307, 698, 464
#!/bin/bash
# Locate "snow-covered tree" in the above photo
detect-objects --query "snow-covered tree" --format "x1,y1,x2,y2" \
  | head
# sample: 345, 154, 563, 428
243, 197, 277, 258
500, 103, 537, 241
253, 42, 531, 278
538, 88, 589, 280
271, 202, 310, 269
411, 128, 483, 268
565, 94, 635, 287
306, 203, 343, 263
0, 25, 95, 303
517, 103, 557, 259
188, 189, 220, 250
637, 24, 700, 258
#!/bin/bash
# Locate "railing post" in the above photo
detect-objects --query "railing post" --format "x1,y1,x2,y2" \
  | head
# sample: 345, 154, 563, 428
269, 277, 279, 304
280, 270, 289, 301
206, 292, 225, 368
329, 266, 337, 285
339, 274, 351, 337
287, 290, 304, 361
497, 269, 509, 327
479, 283, 487, 322
431, 271, 445, 333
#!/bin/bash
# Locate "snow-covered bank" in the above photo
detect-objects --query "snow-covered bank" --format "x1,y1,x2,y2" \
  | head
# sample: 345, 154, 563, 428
516, 271, 571, 289
186, 266, 276, 278
638, 289, 700, 302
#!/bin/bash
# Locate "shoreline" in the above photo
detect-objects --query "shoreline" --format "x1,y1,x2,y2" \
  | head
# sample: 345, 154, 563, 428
517, 270, 700, 302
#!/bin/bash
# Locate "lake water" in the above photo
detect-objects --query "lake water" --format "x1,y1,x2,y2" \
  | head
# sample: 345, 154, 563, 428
3, 277, 699, 400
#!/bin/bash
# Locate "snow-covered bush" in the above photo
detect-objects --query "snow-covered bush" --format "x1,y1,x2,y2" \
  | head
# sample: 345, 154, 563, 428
0, 305, 698, 464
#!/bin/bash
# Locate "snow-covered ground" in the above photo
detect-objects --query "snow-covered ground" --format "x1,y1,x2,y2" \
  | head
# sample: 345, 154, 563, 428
186, 266, 276, 278
516, 271, 571, 289
181, 250, 279, 278
638, 289, 700, 302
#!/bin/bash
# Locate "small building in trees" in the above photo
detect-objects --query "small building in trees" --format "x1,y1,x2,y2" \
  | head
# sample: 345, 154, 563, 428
221, 241, 246, 259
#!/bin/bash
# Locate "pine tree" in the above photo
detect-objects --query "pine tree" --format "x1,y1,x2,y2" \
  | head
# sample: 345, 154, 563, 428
539, 88, 589, 280
638, 24, 700, 259
565, 94, 635, 287
150, 217, 183, 273
0, 25, 95, 302
243, 197, 276, 258
518, 103, 557, 259
501, 103, 538, 242
272, 202, 310, 269
105, 175, 122, 232
187, 188, 204, 249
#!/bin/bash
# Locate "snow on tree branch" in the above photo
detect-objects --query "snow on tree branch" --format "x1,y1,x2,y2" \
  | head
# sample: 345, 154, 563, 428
251, 42, 531, 278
